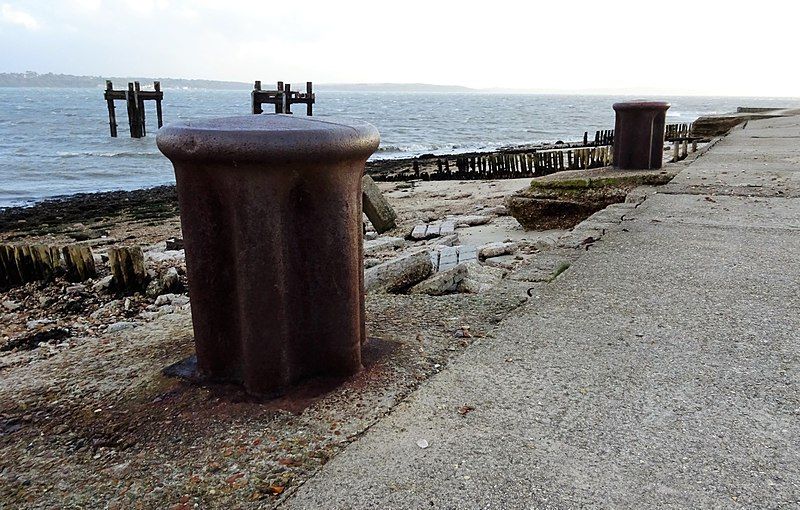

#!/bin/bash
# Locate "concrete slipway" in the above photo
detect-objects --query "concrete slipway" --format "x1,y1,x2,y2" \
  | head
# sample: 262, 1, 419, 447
284, 115, 800, 508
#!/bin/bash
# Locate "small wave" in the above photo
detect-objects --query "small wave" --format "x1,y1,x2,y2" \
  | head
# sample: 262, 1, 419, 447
375, 143, 444, 154
57, 150, 161, 159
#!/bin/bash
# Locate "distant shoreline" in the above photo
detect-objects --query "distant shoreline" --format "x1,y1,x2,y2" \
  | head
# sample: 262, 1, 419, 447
0, 72, 476, 93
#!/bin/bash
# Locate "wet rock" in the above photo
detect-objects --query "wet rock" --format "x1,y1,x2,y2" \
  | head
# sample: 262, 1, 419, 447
2, 300, 21, 311
478, 242, 518, 260
365, 251, 433, 294
427, 233, 459, 247
364, 258, 381, 269
485, 205, 509, 216
451, 215, 491, 227
106, 322, 139, 333
92, 275, 114, 293
483, 255, 518, 270
364, 237, 406, 256
157, 305, 176, 315
409, 263, 468, 296
454, 325, 472, 338
154, 293, 189, 307
1, 327, 71, 352
145, 267, 181, 298
458, 261, 507, 294
26, 318, 55, 330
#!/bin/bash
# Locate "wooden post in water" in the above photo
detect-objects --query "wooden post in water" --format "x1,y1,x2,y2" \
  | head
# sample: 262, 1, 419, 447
306, 82, 313, 115
134, 81, 146, 137
154, 81, 163, 128
283, 83, 292, 114
276, 81, 284, 113
252, 81, 263, 114
125, 82, 140, 138
105, 80, 118, 137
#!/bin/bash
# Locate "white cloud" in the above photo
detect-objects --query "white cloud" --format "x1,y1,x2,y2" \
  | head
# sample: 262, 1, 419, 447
1, 0, 798, 96
1, 3, 40, 30
69, 0, 103, 11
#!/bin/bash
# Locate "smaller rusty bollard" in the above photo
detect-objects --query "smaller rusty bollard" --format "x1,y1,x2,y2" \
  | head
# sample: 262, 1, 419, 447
612, 101, 670, 170
157, 115, 380, 397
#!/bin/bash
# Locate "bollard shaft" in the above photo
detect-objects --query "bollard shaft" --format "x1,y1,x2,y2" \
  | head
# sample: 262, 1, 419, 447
157, 115, 380, 397
612, 101, 670, 170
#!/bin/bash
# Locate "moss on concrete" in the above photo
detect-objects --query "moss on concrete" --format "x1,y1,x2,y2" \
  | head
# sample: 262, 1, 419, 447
527, 172, 674, 193
508, 168, 676, 231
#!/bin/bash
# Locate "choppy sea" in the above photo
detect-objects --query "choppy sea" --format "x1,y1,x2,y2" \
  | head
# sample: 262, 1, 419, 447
2, 88, 798, 207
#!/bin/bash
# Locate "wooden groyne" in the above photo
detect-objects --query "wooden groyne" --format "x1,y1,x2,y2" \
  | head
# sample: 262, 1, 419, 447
368, 122, 700, 182
0, 243, 96, 288
665, 123, 692, 142
368, 144, 614, 182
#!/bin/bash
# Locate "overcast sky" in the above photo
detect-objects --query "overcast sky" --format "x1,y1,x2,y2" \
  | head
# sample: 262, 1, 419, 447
1, 0, 796, 96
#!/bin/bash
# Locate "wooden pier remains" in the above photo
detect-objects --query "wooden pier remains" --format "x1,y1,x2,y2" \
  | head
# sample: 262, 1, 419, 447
252, 81, 315, 115
370, 144, 614, 182
104, 80, 164, 138
369, 124, 619, 182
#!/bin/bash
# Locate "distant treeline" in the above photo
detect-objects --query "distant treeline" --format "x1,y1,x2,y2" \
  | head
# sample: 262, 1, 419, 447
0, 72, 476, 92
0, 72, 250, 89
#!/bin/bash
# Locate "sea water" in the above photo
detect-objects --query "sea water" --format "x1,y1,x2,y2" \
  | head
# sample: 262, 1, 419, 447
1, 88, 797, 207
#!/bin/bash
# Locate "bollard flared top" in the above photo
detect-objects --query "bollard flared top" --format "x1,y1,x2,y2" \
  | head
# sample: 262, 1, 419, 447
157, 114, 380, 164
613, 101, 670, 112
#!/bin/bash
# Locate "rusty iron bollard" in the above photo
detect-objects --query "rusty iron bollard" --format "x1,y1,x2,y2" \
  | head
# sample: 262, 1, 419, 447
157, 115, 380, 397
612, 101, 670, 170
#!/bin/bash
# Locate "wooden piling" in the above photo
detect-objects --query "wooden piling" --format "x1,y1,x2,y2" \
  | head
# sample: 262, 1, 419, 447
134, 81, 146, 137
283, 83, 292, 114
105, 81, 118, 137
154, 81, 163, 128
108, 246, 147, 290
125, 82, 140, 138
306, 82, 313, 115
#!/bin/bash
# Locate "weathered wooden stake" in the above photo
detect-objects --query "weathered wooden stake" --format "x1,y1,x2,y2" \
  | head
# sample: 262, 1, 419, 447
154, 81, 163, 128
135, 81, 146, 137
105, 81, 118, 137
126, 82, 141, 138
108, 246, 147, 290
306, 81, 313, 116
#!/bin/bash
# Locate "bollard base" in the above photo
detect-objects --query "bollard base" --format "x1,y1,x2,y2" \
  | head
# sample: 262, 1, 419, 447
162, 336, 400, 407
